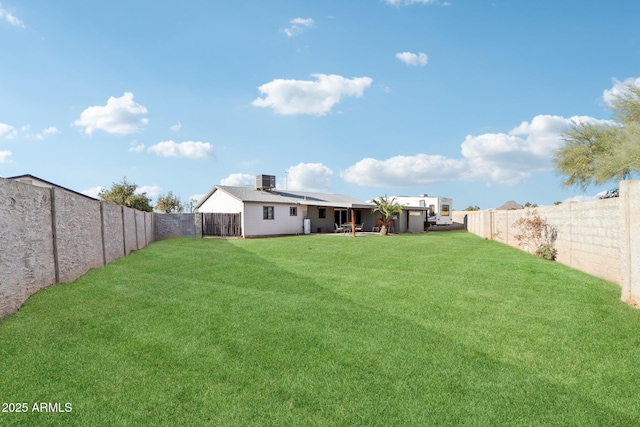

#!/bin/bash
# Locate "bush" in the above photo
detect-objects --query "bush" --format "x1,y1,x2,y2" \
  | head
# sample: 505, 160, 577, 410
513, 210, 558, 261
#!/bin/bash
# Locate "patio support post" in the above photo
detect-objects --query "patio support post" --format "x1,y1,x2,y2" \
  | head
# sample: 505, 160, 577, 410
351, 209, 356, 237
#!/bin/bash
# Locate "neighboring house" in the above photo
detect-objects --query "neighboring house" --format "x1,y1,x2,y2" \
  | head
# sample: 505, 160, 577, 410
196, 176, 375, 237
497, 200, 523, 210
7, 174, 97, 201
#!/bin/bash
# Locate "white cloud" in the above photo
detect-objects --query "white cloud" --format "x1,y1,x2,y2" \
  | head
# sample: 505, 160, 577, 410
284, 17, 315, 37
341, 114, 613, 188
396, 51, 428, 66
220, 173, 255, 187
0, 5, 25, 28
147, 140, 213, 159
285, 163, 333, 192
0, 123, 17, 139
252, 73, 373, 116
30, 126, 60, 140
73, 92, 149, 135
136, 185, 162, 198
128, 140, 145, 152
563, 194, 599, 203
341, 155, 467, 187
82, 186, 104, 198
603, 76, 640, 107
170, 121, 182, 132
0, 150, 11, 163
385, 0, 438, 6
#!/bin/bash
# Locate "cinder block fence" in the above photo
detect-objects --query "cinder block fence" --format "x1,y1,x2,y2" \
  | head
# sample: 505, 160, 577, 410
464, 180, 640, 306
2, 177, 639, 316
0, 178, 154, 317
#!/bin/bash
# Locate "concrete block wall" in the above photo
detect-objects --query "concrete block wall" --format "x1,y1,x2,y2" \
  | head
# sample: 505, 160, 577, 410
0, 179, 56, 316
0, 178, 154, 317
465, 180, 639, 305
621, 181, 640, 306
102, 203, 125, 264
154, 213, 198, 240
53, 188, 104, 284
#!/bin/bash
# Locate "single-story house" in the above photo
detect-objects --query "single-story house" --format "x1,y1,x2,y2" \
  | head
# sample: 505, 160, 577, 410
7, 174, 97, 201
196, 179, 379, 237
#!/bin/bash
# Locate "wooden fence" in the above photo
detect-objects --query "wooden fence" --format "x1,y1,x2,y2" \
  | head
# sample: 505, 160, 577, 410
202, 213, 242, 237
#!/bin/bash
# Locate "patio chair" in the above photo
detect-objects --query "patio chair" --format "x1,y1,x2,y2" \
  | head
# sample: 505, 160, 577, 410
372, 219, 383, 232
355, 223, 364, 232
334, 223, 345, 233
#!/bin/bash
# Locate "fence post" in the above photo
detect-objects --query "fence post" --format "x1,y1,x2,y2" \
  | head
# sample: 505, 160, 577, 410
100, 202, 107, 266
50, 187, 60, 283
621, 181, 640, 306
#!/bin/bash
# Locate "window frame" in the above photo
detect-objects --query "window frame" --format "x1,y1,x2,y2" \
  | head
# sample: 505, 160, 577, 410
263, 206, 275, 220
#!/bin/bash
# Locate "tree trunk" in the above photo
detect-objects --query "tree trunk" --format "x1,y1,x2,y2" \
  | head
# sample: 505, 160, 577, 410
380, 224, 388, 235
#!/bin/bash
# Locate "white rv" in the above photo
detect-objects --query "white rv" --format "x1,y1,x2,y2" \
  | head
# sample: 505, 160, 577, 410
393, 195, 453, 227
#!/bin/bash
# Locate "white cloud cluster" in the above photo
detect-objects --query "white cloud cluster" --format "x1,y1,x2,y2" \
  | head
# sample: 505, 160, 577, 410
73, 92, 149, 135
128, 140, 145, 152
220, 173, 255, 186
81, 186, 105, 198
341, 114, 614, 187
136, 185, 162, 198
0, 122, 17, 139
603, 76, 640, 107
170, 121, 182, 132
284, 17, 315, 37
30, 126, 60, 140
285, 163, 333, 192
0, 150, 11, 163
396, 51, 428, 66
341, 154, 467, 187
0, 5, 24, 27
252, 73, 373, 116
147, 140, 213, 159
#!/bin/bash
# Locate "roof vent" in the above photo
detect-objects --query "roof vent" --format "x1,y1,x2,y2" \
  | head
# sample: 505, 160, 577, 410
256, 174, 276, 191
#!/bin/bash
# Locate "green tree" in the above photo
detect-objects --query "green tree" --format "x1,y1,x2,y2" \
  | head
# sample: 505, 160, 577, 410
98, 177, 153, 212
554, 83, 640, 189
371, 195, 403, 236
464, 205, 480, 211
155, 191, 185, 213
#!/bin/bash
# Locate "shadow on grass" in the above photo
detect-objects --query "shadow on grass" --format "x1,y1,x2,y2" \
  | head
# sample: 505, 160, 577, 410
0, 236, 639, 426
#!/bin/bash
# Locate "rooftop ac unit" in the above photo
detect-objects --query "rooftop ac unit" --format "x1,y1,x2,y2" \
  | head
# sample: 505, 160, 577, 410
256, 174, 276, 190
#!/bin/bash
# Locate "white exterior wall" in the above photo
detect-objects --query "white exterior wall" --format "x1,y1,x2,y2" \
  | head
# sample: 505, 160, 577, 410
197, 190, 246, 235
243, 202, 303, 237
198, 190, 243, 214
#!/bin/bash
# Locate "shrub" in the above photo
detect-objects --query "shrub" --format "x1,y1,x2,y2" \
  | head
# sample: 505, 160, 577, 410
513, 210, 558, 261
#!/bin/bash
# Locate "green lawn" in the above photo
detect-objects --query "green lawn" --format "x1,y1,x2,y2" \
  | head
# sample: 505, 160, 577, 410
2, 231, 640, 426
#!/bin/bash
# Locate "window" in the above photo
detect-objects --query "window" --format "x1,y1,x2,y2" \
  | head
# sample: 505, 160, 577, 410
290, 207, 297, 216
318, 208, 326, 218
441, 204, 450, 216
263, 206, 274, 220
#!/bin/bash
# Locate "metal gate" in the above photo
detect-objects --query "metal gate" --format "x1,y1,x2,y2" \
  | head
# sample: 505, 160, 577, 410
202, 213, 242, 237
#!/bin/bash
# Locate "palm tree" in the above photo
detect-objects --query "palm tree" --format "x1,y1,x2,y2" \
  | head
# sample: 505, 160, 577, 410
371, 195, 403, 235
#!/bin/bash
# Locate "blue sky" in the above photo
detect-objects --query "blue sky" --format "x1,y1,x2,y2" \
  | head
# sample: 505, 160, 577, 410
1, 0, 639, 210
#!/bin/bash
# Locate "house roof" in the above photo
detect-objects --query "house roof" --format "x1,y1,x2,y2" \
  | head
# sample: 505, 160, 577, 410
496, 200, 523, 210
196, 185, 373, 209
7, 174, 97, 201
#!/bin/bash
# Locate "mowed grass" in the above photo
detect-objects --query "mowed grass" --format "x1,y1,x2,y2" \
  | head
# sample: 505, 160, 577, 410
2, 231, 640, 426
